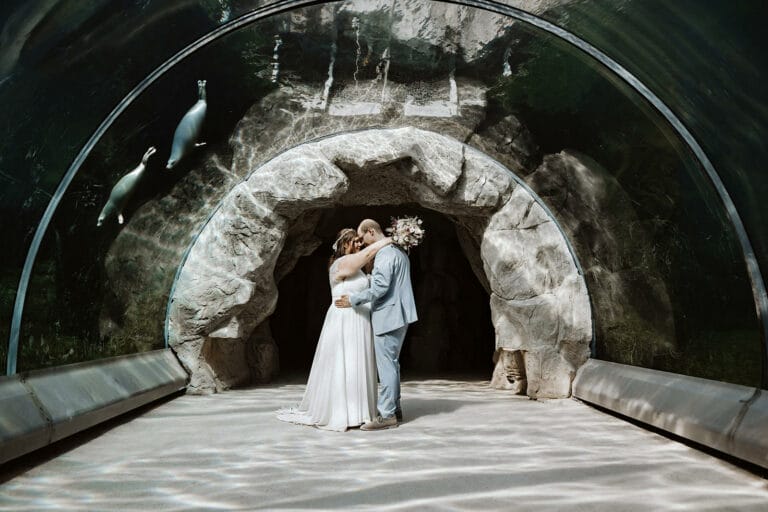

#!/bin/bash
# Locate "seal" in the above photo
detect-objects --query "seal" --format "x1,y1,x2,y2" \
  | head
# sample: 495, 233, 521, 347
97, 146, 157, 226
166, 80, 207, 169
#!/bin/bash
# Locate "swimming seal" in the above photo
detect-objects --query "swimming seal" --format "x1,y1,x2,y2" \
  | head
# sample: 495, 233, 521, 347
166, 79, 207, 169
97, 146, 157, 226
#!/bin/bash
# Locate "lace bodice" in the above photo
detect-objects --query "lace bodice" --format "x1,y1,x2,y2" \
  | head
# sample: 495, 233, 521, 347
329, 257, 370, 299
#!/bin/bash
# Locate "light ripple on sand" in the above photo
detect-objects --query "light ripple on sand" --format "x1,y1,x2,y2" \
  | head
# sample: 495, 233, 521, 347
1, 379, 767, 511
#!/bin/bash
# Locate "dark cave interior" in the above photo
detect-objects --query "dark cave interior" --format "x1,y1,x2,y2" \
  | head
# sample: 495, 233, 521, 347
271, 205, 495, 380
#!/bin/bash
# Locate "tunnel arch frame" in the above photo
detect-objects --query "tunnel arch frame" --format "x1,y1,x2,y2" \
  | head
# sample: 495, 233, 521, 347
7, 0, 766, 387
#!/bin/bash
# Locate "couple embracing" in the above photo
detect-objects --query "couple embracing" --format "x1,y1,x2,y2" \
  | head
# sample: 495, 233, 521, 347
277, 219, 418, 431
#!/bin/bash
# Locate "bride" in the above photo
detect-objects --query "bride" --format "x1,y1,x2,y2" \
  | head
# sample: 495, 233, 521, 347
277, 228, 392, 431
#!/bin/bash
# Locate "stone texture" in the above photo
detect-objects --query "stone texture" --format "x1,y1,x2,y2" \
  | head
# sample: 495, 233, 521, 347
228, 80, 490, 182
250, 146, 350, 218
455, 147, 516, 212
467, 115, 541, 175
478, 182, 592, 397
274, 210, 325, 283
168, 128, 592, 396
490, 348, 527, 394
482, 187, 574, 300
311, 0, 574, 62
489, 293, 589, 397
523, 346, 578, 398
454, 220, 491, 294
527, 151, 675, 365
245, 321, 280, 384
168, 146, 350, 392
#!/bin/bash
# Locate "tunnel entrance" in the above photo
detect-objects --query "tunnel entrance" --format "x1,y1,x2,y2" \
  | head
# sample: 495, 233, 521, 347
270, 206, 495, 380
168, 128, 592, 397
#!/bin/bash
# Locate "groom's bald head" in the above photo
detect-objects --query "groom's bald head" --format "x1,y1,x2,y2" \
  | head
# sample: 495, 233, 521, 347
358, 219, 384, 244
358, 219, 382, 235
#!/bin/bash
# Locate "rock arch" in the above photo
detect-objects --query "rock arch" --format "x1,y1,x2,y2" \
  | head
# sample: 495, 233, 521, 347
167, 127, 592, 396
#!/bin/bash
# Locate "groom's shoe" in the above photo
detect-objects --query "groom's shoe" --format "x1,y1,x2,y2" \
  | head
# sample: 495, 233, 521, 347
360, 415, 398, 431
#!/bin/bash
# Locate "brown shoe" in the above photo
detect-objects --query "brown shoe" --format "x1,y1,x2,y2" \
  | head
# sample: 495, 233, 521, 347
360, 415, 398, 431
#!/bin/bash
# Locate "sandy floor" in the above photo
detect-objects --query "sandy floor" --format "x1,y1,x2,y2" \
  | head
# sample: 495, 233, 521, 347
1, 379, 767, 511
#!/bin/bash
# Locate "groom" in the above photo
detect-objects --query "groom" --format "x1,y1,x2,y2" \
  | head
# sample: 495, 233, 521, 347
335, 218, 418, 430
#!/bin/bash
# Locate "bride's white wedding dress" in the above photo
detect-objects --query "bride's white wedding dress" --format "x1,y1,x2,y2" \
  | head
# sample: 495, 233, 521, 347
277, 257, 377, 431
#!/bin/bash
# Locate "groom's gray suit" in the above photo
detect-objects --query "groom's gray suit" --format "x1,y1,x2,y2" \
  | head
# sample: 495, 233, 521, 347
350, 244, 417, 419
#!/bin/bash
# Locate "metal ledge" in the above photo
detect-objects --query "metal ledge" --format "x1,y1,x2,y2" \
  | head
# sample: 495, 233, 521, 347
573, 358, 767, 469
0, 349, 188, 465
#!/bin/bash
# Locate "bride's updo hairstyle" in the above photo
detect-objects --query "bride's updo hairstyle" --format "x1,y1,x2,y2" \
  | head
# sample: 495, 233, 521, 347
329, 228, 357, 268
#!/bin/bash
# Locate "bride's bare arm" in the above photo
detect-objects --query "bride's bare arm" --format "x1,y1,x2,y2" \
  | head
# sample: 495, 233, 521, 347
335, 237, 393, 280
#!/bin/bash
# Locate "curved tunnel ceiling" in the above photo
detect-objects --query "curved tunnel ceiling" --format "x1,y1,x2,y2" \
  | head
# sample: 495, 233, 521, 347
1, 0, 766, 388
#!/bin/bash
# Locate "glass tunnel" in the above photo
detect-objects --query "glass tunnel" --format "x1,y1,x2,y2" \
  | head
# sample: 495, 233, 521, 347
1, 0, 767, 464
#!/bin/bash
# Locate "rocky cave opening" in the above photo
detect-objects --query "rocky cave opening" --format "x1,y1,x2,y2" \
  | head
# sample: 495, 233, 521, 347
169, 128, 592, 396
271, 205, 495, 380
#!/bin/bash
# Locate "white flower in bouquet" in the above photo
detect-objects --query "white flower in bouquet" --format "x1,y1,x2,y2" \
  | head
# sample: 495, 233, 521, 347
386, 216, 425, 252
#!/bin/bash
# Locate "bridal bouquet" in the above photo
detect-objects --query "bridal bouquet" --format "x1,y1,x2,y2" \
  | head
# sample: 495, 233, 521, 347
386, 216, 425, 252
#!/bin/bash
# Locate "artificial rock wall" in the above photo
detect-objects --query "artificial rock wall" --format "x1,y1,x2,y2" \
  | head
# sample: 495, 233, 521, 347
167, 128, 592, 396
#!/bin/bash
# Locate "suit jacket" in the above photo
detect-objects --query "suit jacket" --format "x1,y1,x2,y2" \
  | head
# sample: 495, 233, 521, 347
350, 244, 418, 335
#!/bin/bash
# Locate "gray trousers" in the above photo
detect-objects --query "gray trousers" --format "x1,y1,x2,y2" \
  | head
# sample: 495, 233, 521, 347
374, 325, 408, 418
